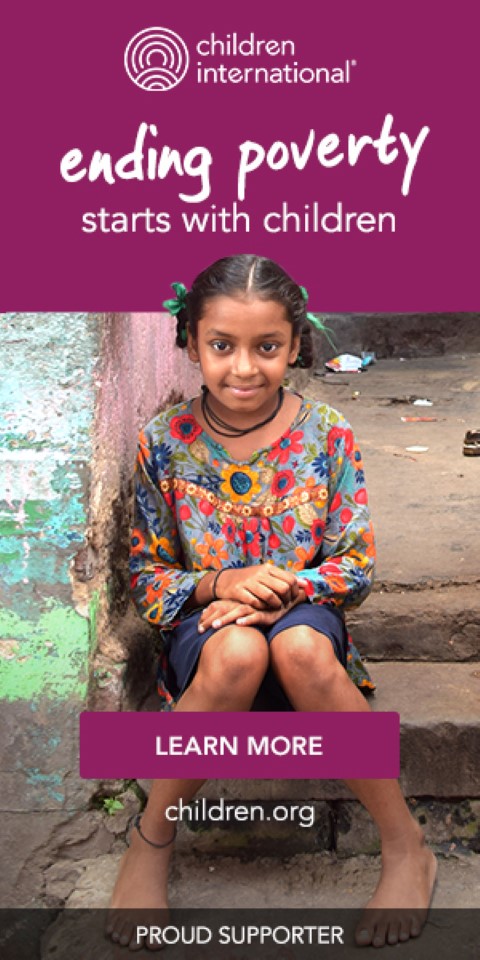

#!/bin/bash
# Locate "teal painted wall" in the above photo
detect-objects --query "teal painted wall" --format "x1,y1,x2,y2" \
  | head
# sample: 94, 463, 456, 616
0, 314, 100, 700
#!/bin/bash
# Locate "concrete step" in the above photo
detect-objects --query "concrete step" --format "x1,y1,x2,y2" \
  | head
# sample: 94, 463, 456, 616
347, 586, 480, 661
48, 848, 480, 911
129, 663, 480, 860
166, 795, 479, 860
40, 850, 480, 959
369, 661, 480, 796
188, 662, 480, 803
139, 661, 480, 799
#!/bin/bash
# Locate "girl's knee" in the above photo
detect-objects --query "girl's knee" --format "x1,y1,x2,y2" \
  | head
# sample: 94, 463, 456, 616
198, 626, 269, 690
271, 626, 342, 684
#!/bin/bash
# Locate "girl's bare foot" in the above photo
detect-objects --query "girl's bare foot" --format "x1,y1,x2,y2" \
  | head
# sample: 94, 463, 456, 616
106, 817, 175, 951
355, 827, 437, 947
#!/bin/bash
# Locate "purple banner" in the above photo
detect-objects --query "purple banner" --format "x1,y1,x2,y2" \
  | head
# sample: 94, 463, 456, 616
2, 0, 479, 311
80, 711, 399, 779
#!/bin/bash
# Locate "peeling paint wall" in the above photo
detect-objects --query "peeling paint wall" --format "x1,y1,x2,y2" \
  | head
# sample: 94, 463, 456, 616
0, 312, 199, 906
85, 313, 202, 706
0, 314, 100, 701
0, 312, 197, 703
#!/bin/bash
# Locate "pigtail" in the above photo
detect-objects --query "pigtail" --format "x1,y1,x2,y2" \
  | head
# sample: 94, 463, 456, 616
174, 306, 189, 349
163, 282, 190, 349
294, 320, 314, 368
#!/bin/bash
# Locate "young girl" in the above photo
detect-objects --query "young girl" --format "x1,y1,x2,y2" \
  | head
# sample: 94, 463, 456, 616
108, 255, 436, 949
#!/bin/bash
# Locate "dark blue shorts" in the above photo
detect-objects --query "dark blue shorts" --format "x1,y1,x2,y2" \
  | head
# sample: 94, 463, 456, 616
165, 602, 348, 711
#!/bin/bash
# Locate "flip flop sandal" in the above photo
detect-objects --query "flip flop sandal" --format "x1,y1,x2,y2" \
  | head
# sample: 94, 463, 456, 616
463, 430, 480, 456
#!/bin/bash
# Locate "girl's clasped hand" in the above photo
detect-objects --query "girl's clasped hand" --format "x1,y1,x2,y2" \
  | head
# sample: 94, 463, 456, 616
198, 565, 310, 632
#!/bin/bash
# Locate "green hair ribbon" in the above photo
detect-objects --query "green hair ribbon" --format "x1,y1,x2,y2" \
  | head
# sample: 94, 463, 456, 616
163, 282, 188, 317
299, 286, 336, 349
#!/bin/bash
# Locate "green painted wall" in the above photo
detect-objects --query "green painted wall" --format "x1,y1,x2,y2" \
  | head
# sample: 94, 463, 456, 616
0, 314, 100, 701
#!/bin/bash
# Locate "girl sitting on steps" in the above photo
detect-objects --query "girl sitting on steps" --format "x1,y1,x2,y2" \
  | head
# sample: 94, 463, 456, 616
107, 254, 436, 949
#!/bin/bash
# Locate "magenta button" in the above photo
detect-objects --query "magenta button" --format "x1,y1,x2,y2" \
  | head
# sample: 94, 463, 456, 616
80, 711, 399, 779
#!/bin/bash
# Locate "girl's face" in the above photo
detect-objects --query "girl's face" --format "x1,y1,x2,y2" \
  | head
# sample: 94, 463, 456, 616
187, 296, 300, 420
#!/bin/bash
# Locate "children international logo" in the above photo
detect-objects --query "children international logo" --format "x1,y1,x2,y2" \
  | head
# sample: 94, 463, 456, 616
125, 28, 357, 91
124, 28, 357, 92
124, 28, 190, 92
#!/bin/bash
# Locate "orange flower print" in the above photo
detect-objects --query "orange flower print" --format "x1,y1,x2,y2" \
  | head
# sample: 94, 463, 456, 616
195, 533, 229, 569
293, 545, 316, 570
131, 528, 146, 555
144, 571, 174, 623
145, 571, 174, 607
320, 559, 349, 591
145, 581, 164, 608
353, 446, 364, 471
363, 527, 376, 559
325, 574, 347, 593
137, 429, 150, 469
149, 534, 176, 562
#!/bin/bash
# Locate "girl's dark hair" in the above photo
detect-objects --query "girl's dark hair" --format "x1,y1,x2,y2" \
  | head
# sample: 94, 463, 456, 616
174, 254, 313, 368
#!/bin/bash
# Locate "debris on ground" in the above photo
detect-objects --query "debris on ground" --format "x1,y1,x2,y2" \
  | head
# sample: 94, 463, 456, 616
463, 429, 480, 456
401, 416, 439, 422
324, 353, 375, 373
388, 395, 433, 406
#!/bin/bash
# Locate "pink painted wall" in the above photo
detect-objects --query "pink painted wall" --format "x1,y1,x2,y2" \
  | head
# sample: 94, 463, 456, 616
95, 313, 201, 469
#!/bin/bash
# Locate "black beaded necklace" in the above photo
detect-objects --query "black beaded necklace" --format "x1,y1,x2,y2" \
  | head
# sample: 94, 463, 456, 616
200, 385, 284, 438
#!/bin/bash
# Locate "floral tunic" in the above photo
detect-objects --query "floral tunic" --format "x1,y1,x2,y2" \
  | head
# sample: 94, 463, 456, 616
130, 396, 376, 705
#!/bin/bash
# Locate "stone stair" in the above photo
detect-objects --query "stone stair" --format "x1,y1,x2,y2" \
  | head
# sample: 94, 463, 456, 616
349, 586, 480, 662
55, 356, 480, 912
166, 357, 480, 861
170, 660, 479, 862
